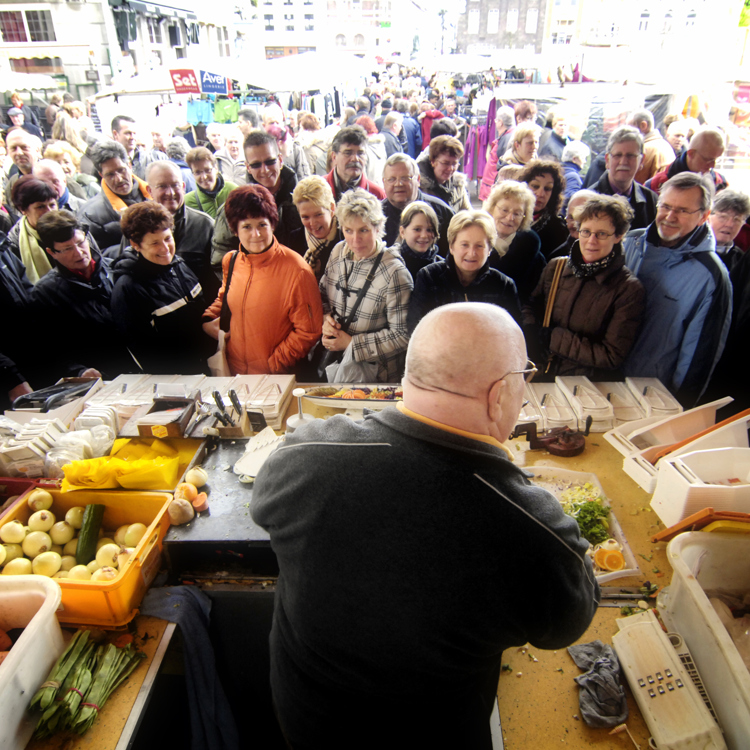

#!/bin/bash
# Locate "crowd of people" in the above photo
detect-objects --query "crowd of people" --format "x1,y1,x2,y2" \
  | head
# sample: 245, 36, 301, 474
1, 86, 748, 415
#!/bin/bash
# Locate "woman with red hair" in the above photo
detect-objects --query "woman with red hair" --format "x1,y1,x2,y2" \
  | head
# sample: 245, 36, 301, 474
202, 184, 323, 374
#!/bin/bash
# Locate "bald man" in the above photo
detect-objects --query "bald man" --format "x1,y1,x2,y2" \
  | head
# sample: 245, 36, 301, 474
33, 159, 85, 213
252, 303, 599, 749
647, 127, 729, 194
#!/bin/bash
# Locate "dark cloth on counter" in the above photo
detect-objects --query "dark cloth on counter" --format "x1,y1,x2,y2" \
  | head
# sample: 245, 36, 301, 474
140, 586, 240, 750
31, 243, 135, 380
407, 254, 522, 334
568, 640, 628, 728
251, 406, 599, 749
111, 248, 213, 374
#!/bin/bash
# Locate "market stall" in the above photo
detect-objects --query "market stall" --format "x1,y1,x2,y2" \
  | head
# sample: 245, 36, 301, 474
1, 373, 749, 750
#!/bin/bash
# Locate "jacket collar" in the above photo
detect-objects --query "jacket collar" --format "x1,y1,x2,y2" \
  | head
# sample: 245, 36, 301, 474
645, 221, 714, 255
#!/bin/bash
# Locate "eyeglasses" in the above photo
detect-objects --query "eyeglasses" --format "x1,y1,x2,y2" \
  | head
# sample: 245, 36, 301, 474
608, 151, 640, 161
657, 203, 702, 216
248, 157, 278, 170
712, 211, 744, 226
338, 149, 366, 160
102, 167, 130, 179
192, 168, 216, 177
579, 229, 616, 240
384, 176, 415, 186
51, 237, 89, 256
495, 208, 525, 221
498, 359, 537, 384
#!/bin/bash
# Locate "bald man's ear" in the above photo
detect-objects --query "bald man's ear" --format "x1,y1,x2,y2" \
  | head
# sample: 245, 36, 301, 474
146, 185, 153, 199
487, 378, 506, 425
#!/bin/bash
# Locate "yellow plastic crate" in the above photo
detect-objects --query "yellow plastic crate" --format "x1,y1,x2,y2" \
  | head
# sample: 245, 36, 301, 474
0, 489, 172, 628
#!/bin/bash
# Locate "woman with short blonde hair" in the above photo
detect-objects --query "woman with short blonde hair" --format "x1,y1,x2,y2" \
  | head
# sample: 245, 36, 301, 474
293, 175, 341, 280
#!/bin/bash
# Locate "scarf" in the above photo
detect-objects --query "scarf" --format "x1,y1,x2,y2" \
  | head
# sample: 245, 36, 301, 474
333, 170, 361, 200
102, 175, 150, 213
493, 232, 515, 258
200, 171, 225, 200
567, 243, 619, 278
303, 216, 338, 277
18, 217, 52, 284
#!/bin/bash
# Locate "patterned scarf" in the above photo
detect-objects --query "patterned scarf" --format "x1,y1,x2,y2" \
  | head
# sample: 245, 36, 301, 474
102, 175, 150, 213
567, 242, 618, 278
303, 216, 338, 277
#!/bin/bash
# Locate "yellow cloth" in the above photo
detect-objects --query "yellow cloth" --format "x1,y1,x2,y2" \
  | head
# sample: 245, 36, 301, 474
397, 402, 514, 460
101, 174, 150, 214
18, 217, 52, 284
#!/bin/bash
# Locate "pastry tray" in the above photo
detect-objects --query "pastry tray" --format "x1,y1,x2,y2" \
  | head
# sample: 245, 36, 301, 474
303, 384, 402, 410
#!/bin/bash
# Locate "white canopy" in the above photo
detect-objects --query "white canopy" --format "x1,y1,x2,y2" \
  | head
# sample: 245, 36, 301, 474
1, 72, 61, 91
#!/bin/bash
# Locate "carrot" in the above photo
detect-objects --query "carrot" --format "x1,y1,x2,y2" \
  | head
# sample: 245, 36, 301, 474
192, 492, 209, 512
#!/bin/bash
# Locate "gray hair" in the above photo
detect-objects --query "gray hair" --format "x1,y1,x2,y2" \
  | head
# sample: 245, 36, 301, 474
335, 188, 385, 237
383, 152, 418, 177
483, 181, 535, 233
90, 140, 128, 175
607, 126, 644, 155
496, 106, 514, 130
629, 109, 654, 132
712, 188, 750, 218
166, 136, 190, 161
662, 172, 715, 213
561, 140, 590, 166
145, 160, 182, 183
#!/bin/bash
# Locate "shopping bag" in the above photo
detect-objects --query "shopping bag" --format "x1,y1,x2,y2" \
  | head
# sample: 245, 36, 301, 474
326, 343, 378, 383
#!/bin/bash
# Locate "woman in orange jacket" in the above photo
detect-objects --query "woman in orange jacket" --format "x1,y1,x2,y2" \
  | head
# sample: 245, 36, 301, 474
203, 184, 323, 374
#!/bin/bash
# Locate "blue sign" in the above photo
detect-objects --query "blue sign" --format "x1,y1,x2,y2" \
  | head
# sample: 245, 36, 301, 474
200, 70, 227, 94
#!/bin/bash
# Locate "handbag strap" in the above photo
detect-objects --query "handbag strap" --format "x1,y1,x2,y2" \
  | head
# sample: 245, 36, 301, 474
339, 251, 383, 333
542, 257, 566, 328
219, 251, 239, 332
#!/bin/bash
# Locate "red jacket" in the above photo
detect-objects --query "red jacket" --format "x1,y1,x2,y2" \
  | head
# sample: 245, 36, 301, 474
420, 110, 444, 151
203, 238, 323, 375
324, 171, 386, 202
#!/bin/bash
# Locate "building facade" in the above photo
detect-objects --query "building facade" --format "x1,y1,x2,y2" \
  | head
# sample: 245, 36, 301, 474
456, 0, 548, 55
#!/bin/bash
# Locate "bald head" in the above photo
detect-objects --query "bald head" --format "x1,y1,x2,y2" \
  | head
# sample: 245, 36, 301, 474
33, 159, 68, 199
565, 189, 598, 238
404, 303, 527, 441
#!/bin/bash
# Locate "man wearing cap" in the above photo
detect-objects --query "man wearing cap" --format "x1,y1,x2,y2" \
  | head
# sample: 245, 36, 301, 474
5, 107, 43, 139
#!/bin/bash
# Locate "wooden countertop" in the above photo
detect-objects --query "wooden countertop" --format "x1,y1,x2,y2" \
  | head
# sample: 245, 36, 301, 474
498, 433, 669, 749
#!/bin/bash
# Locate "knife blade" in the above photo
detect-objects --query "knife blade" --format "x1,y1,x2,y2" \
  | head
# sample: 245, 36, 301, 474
228, 389, 243, 417
213, 390, 226, 413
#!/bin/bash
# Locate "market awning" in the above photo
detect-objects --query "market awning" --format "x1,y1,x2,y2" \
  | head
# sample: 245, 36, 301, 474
1, 72, 62, 91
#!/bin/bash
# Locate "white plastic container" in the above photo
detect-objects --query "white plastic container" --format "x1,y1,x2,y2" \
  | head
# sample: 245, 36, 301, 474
651, 447, 750, 527
658, 533, 750, 750
556, 376, 615, 432
626, 376, 683, 417
0, 575, 65, 750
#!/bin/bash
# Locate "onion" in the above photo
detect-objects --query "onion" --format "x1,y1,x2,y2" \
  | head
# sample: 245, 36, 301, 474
2, 557, 32, 575
0, 520, 26, 544
68, 565, 92, 580
26, 489, 53, 512
49, 521, 75, 546
96, 537, 115, 551
2, 544, 23, 563
96, 543, 120, 569
86, 559, 101, 574
22, 530, 52, 558
0, 545, 5, 566
65, 506, 85, 529
168, 498, 194, 525
184, 467, 208, 487
117, 547, 134, 570
124, 523, 147, 547
53, 570, 69, 579
32, 551, 62, 577
63, 538, 78, 556
114, 524, 130, 546
91, 566, 118, 582
28, 510, 56, 532
60, 555, 77, 571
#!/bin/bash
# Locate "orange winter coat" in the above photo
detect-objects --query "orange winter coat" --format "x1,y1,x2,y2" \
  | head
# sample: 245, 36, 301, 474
204, 238, 323, 374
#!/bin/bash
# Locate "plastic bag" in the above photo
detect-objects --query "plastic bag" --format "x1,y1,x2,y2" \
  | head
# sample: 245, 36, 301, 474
325, 343, 378, 384
208, 330, 231, 377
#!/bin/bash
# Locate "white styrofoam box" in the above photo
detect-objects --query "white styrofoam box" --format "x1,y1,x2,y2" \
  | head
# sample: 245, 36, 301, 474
526, 382, 577, 431
658, 533, 750, 750
4, 379, 103, 428
0, 576, 65, 750
555, 376, 614, 432
651, 448, 750, 527
625, 377, 683, 417
603, 398, 735, 493
593, 382, 647, 425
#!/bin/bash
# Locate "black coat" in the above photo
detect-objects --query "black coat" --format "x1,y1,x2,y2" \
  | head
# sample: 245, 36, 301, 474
407, 254, 521, 334
111, 249, 213, 374
593, 173, 657, 231
31, 245, 135, 381
533, 211, 569, 260
389, 240, 443, 282
79, 184, 147, 252
488, 230, 546, 303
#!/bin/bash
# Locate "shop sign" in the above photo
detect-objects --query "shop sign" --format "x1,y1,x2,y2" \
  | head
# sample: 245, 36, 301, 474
171, 69, 200, 94
200, 70, 228, 94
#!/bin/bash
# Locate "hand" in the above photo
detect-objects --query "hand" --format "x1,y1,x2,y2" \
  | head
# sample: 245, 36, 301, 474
322, 314, 341, 338
323, 330, 352, 352
80, 368, 102, 378
203, 318, 220, 340
8, 382, 33, 403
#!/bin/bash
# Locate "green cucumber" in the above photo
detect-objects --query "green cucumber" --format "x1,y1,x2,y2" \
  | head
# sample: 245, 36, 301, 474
75, 504, 106, 565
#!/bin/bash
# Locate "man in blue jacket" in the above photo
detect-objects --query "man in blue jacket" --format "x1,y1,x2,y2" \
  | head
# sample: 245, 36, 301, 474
624, 172, 731, 406
252, 303, 599, 749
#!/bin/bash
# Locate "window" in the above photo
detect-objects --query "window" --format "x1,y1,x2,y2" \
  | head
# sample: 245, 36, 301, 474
304, 13, 314, 30
0, 9, 56, 42
686, 10, 696, 26
284, 13, 294, 19
468, 8, 479, 34
662, 11, 672, 33
639, 11, 649, 31
526, 8, 538, 33
335, 33, 346, 46
487, 8, 499, 33
354, 33, 364, 46
265, 14, 274, 31
507, 8, 518, 33
147, 17, 162, 44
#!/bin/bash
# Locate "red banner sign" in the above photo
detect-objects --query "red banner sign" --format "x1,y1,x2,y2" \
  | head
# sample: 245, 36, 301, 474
170, 69, 200, 94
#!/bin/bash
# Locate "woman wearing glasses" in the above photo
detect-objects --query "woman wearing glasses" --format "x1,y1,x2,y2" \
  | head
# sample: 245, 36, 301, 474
416, 135, 471, 213
483, 181, 546, 303
523, 195, 645, 379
